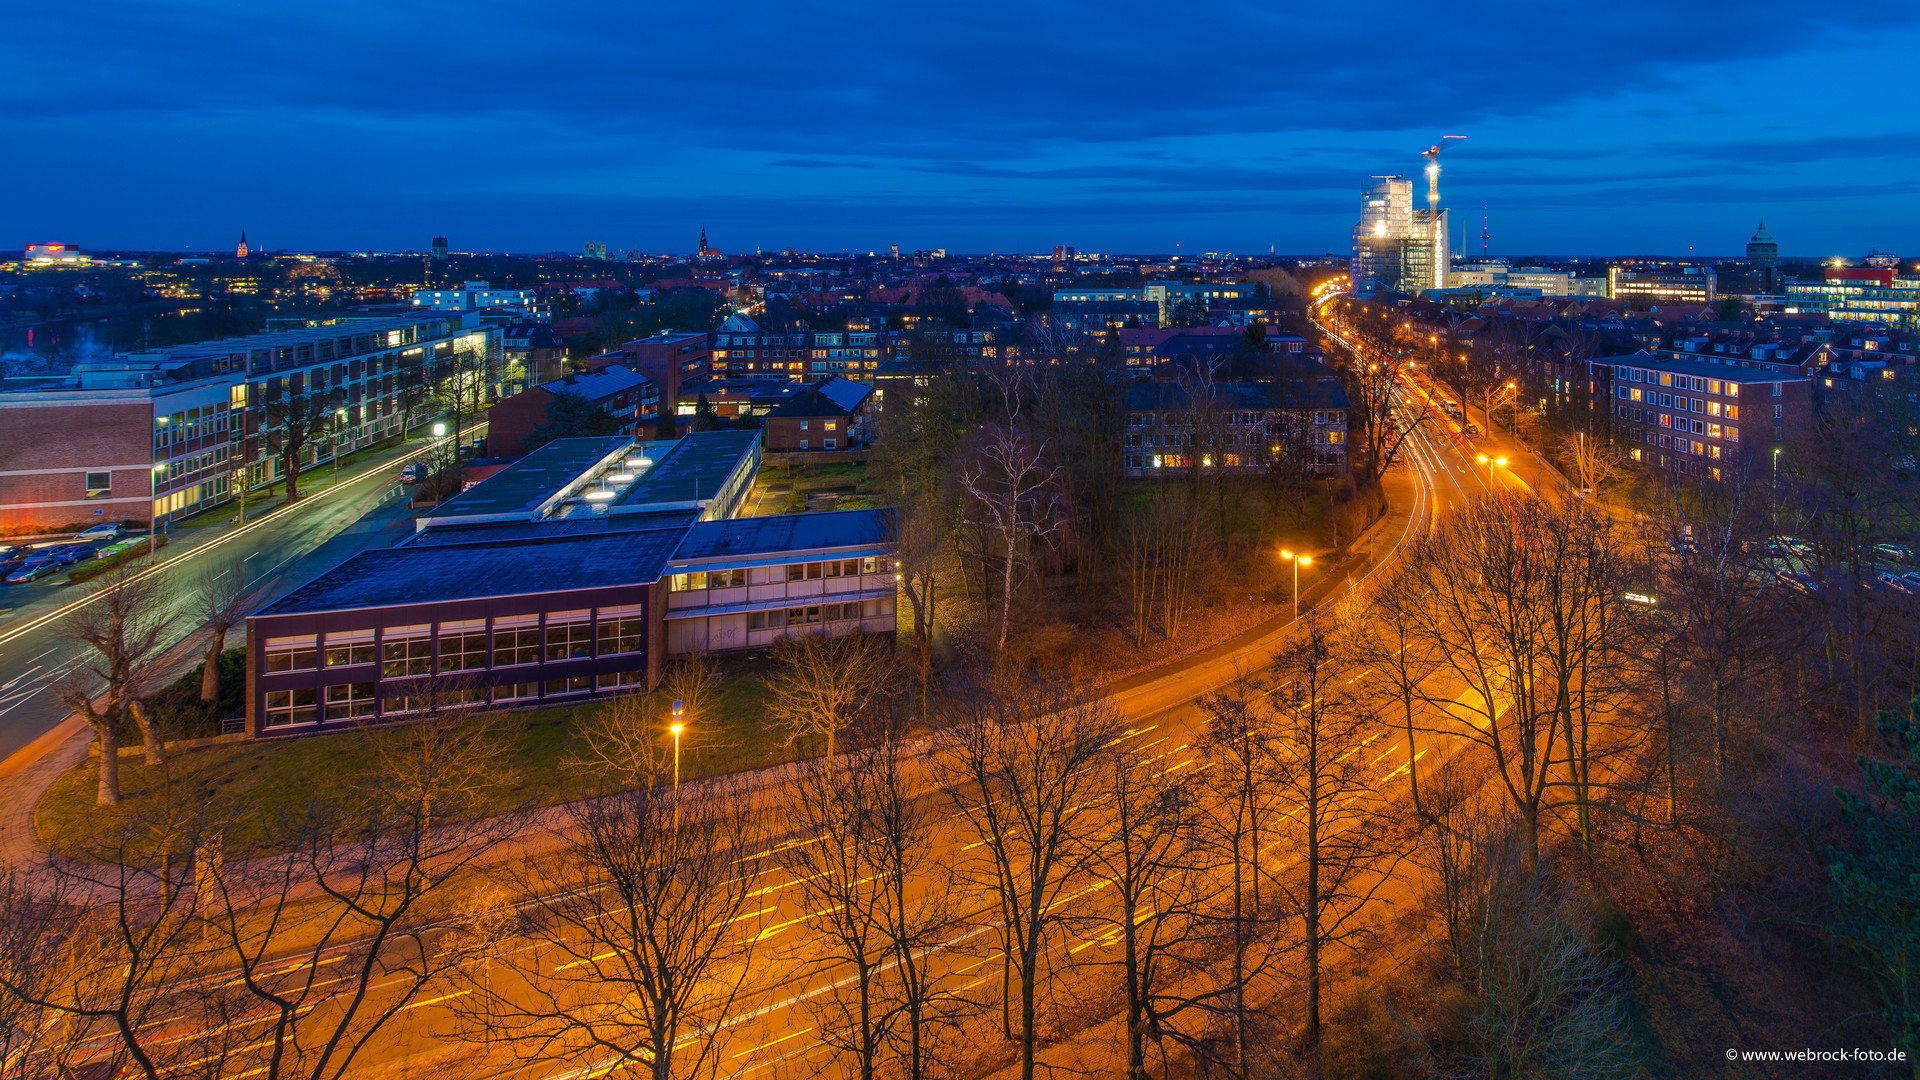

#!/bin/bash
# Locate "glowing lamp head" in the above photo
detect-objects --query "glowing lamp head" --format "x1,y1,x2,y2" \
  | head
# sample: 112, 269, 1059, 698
1299, 556, 1312, 566
670, 723, 683, 736
1478, 455, 1490, 464
1496, 458, 1508, 467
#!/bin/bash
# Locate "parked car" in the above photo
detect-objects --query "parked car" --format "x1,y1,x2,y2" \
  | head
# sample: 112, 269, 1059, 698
1462, 423, 1481, 437
1773, 569, 1819, 594
53, 543, 97, 565
5, 560, 58, 584
75, 523, 125, 543
1876, 573, 1918, 595
398, 462, 427, 483
1875, 542, 1914, 564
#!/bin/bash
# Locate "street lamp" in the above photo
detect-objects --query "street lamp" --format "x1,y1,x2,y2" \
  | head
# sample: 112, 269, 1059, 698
148, 461, 168, 553
670, 701, 684, 828
1476, 454, 1508, 490
1280, 549, 1313, 619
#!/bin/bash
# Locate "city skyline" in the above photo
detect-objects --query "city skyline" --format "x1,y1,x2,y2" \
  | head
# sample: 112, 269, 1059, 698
6, 1, 1920, 256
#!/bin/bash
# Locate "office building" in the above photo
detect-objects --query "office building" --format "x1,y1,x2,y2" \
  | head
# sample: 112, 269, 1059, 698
1785, 267, 1920, 328
244, 430, 898, 736
0, 315, 501, 533
412, 280, 541, 315
1608, 267, 1717, 304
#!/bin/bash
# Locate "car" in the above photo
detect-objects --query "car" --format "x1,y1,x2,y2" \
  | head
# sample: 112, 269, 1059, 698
53, 543, 97, 565
4, 560, 58, 584
75, 523, 125, 543
398, 463, 427, 484
1773, 569, 1819, 594
1876, 543, 1914, 564
1462, 423, 1481, 437
1876, 573, 1918, 596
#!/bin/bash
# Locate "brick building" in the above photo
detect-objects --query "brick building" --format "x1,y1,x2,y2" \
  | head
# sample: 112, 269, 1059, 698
0, 315, 500, 533
486, 365, 659, 458
1604, 354, 1812, 477
762, 378, 875, 452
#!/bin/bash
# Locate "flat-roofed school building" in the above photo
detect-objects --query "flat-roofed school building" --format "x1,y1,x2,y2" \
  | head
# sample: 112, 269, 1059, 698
244, 429, 896, 737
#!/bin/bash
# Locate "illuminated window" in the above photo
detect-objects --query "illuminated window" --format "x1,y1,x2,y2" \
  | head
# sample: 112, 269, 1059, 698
324, 631, 375, 668
264, 635, 318, 674
381, 626, 431, 678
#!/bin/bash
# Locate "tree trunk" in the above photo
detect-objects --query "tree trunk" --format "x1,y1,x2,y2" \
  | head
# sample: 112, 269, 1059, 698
128, 699, 165, 767
284, 453, 303, 502
200, 639, 223, 703
96, 720, 122, 805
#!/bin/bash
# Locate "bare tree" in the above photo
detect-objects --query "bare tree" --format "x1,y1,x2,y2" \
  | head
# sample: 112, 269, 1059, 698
1261, 618, 1410, 1044
430, 344, 493, 451
195, 562, 251, 703
894, 501, 944, 723
55, 566, 173, 801
1400, 495, 1640, 865
0, 824, 205, 1080
566, 690, 664, 790
1419, 803, 1635, 1080
959, 424, 1067, 654
192, 773, 524, 1080
1351, 571, 1447, 816
1084, 732, 1237, 1080
1347, 352, 1432, 490
1195, 673, 1281, 1068
766, 631, 895, 762
939, 672, 1123, 1079
455, 780, 768, 1080
262, 382, 339, 502
779, 734, 956, 1080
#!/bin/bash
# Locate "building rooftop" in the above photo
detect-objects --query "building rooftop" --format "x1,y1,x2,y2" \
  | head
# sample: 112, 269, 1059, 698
1614, 352, 1813, 381
673, 508, 896, 564
420, 437, 633, 524
256, 528, 687, 616
612, 429, 761, 510
399, 510, 700, 548
530, 364, 653, 403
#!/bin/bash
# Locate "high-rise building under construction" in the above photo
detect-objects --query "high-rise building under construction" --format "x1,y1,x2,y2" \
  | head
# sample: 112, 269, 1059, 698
1351, 175, 1449, 295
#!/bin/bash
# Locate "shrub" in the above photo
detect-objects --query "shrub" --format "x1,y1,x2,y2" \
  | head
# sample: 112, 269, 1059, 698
69, 536, 168, 583
118, 645, 245, 746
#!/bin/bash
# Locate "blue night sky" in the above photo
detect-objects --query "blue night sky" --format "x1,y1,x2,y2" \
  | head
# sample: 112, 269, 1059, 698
6, 1, 1919, 258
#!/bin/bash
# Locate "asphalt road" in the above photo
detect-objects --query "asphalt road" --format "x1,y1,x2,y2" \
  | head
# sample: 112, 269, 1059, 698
0, 433, 458, 765
209, 332, 1509, 1079
29, 350, 1524, 1078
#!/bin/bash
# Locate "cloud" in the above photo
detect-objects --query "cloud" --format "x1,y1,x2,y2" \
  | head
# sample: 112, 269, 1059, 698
3, 0, 1919, 251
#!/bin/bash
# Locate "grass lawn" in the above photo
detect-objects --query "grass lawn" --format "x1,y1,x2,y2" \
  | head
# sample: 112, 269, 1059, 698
39, 667, 787, 861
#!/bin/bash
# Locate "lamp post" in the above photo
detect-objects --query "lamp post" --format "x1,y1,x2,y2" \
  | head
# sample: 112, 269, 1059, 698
670, 700, 684, 829
1476, 454, 1508, 492
149, 462, 167, 556
1280, 549, 1313, 619
332, 408, 346, 478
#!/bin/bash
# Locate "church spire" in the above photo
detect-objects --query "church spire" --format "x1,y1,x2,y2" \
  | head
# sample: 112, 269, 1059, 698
236, 229, 249, 258
698, 225, 709, 258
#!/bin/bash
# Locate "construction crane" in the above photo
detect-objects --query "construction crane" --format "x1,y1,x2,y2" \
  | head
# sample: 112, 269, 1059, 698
1421, 136, 1466, 289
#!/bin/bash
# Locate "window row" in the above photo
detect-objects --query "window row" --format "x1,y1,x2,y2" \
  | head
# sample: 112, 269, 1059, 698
668, 557, 881, 592
745, 600, 887, 629
262, 670, 646, 728
263, 608, 644, 677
